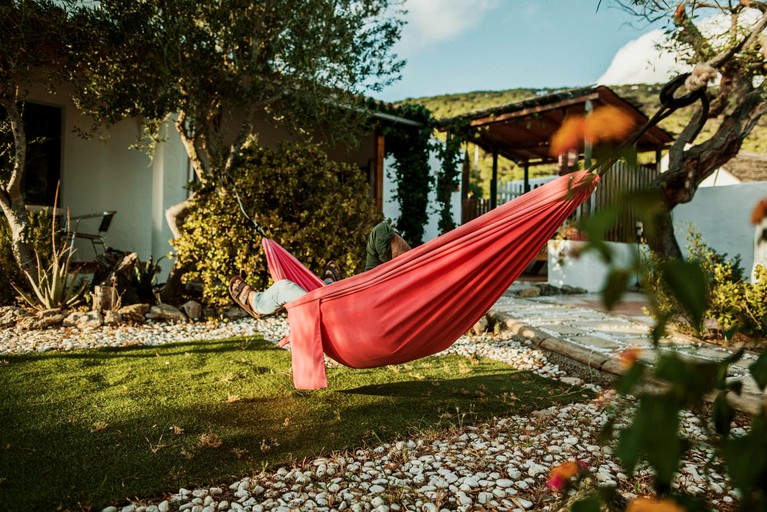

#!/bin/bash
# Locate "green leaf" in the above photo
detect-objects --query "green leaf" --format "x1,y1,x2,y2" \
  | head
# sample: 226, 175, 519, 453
580, 205, 618, 247
571, 496, 601, 512
651, 314, 669, 344
654, 352, 721, 405
617, 145, 638, 168
723, 348, 745, 366
603, 270, 629, 311
616, 424, 641, 476
624, 395, 685, 491
725, 413, 767, 493
713, 391, 734, 437
660, 259, 708, 329
598, 417, 615, 445
750, 351, 767, 392
614, 361, 645, 395
727, 380, 743, 395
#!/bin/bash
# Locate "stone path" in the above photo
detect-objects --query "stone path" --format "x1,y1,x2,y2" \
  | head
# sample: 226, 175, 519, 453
490, 287, 766, 415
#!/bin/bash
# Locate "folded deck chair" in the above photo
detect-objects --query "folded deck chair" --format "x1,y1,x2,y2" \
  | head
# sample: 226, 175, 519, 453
263, 170, 599, 389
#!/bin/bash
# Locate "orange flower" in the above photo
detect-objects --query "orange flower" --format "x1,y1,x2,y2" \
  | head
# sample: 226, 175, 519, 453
627, 496, 686, 512
549, 105, 635, 157
549, 115, 585, 156
546, 460, 583, 491
619, 347, 643, 369
583, 105, 636, 145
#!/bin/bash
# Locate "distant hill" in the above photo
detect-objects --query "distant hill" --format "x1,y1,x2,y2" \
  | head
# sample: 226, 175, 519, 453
398, 83, 767, 195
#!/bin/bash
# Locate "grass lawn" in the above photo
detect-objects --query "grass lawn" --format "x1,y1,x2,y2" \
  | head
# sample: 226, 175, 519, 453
0, 335, 591, 511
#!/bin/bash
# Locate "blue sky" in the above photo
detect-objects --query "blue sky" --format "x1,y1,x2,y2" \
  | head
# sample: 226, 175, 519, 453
376, 0, 668, 102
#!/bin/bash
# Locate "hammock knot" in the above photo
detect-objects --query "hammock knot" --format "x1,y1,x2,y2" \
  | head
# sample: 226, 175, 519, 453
685, 63, 717, 92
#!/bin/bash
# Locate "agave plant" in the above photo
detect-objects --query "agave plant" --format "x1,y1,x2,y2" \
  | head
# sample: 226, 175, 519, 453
14, 243, 87, 311
13, 185, 87, 311
132, 255, 164, 304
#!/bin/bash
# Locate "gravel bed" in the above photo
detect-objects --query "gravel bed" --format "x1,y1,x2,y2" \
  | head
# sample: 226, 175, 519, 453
0, 319, 742, 512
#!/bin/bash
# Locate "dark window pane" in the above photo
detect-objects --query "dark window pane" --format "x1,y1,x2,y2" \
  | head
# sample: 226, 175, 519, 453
21, 103, 62, 206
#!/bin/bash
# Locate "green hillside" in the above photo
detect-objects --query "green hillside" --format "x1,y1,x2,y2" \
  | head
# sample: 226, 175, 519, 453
399, 84, 767, 197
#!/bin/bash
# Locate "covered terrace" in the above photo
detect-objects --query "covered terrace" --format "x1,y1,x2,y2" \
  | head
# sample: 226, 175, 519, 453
437, 85, 674, 210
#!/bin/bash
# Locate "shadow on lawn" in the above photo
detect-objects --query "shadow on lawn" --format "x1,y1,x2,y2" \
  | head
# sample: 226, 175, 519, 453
0, 338, 591, 511
5, 336, 270, 362
342, 371, 526, 397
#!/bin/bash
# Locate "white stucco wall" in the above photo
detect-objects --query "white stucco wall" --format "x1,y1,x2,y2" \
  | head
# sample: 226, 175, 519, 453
150, 123, 192, 277
382, 148, 461, 243
28, 86, 456, 281
548, 240, 643, 292
40, 91, 187, 278
547, 183, 767, 290
60, 105, 156, 263
672, 182, 767, 278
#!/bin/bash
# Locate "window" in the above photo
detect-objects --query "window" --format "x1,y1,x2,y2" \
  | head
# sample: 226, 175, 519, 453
21, 103, 62, 206
1, 102, 63, 206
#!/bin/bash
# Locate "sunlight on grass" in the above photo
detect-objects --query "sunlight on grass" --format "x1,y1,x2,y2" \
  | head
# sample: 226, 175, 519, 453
0, 335, 591, 511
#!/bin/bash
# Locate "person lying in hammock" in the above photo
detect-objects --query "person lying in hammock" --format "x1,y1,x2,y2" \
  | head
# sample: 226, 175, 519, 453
229, 221, 411, 319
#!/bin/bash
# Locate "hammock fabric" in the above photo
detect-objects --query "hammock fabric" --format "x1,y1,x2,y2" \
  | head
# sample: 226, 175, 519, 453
263, 170, 599, 389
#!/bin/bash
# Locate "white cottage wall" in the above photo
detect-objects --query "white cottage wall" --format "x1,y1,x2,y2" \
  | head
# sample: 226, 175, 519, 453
672, 182, 767, 279
25, 86, 453, 281
59, 102, 155, 264
151, 122, 190, 278
31, 86, 188, 278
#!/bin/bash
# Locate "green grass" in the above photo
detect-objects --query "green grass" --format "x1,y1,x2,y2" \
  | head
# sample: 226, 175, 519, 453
0, 335, 591, 511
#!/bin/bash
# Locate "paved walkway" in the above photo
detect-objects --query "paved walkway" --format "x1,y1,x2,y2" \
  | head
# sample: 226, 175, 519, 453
489, 283, 766, 415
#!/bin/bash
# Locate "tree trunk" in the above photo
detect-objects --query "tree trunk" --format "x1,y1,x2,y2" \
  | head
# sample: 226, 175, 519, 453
0, 201, 37, 279
644, 206, 683, 260
165, 194, 195, 240
0, 99, 37, 282
648, 88, 767, 259
160, 194, 195, 303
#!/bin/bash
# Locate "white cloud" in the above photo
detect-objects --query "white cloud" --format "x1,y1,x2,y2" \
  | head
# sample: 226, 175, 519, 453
597, 29, 688, 85
398, 0, 500, 54
598, 8, 763, 86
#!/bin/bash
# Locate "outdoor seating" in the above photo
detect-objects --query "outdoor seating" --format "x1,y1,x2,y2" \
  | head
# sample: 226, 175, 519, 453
66, 211, 116, 256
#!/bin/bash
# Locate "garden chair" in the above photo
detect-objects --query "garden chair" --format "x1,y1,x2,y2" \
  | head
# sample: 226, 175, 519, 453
66, 211, 116, 256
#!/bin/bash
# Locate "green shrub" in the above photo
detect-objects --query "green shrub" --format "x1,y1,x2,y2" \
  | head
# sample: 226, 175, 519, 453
173, 142, 382, 306
643, 229, 767, 339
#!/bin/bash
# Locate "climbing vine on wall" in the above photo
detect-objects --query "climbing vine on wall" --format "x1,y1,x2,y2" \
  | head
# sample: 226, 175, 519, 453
370, 101, 468, 243
435, 132, 464, 234
381, 103, 435, 246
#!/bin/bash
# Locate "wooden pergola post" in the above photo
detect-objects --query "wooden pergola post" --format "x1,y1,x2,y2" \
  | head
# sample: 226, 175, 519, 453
373, 129, 385, 210
523, 160, 530, 193
491, 146, 498, 209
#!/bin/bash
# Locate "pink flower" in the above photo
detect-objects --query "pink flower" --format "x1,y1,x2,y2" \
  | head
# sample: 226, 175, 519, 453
546, 461, 583, 491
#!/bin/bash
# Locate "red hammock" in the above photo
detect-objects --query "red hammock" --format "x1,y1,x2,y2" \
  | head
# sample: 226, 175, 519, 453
263, 170, 598, 389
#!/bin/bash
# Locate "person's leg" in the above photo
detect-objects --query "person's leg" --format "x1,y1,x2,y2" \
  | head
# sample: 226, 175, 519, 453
250, 279, 307, 315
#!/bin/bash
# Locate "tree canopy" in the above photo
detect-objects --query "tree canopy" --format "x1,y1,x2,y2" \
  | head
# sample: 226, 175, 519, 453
72, 0, 406, 182
615, 0, 767, 257
0, 0, 73, 278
